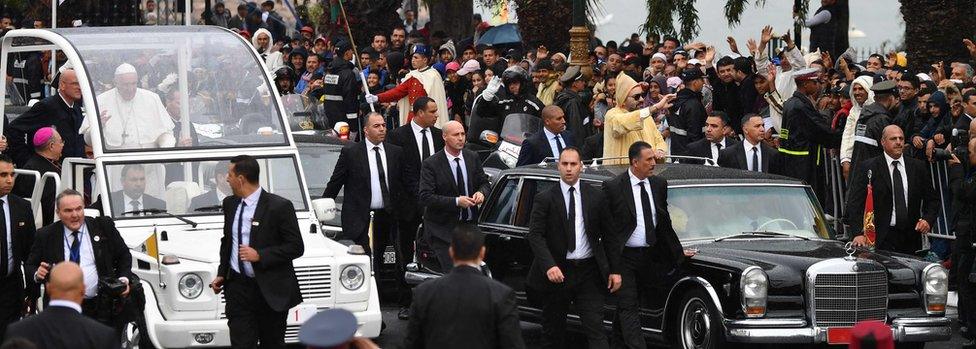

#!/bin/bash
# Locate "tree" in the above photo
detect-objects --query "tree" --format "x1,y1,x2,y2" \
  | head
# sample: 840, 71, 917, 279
424, 0, 475, 44
899, 0, 975, 73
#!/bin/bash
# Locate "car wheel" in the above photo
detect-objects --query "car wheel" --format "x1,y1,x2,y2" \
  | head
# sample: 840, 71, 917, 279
674, 288, 729, 349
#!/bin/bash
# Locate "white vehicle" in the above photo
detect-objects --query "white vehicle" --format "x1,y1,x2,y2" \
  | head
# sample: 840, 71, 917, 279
0, 26, 381, 347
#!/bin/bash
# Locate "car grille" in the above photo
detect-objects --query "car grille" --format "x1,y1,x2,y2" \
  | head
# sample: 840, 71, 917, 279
219, 265, 333, 319
812, 271, 887, 327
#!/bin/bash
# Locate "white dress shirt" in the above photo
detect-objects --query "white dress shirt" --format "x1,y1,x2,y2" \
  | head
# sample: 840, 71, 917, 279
709, 138, 728, 164
884, 153, 909, 225
1, 196, 12, 275
446, 151, 472, 219
231, 188, 262, 277
48, 299, 82, 313
543, 128, 564, 159
123, 192, 145, 215
62, 224, 99, 298
626, 170, 657, 247
410, 120, 435, 159
742, 139, 764, 172
365, 140, 389, 210
561, 181, 592, 260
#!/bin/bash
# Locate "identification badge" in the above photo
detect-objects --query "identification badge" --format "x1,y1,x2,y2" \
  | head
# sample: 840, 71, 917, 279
323, 74, 340, 85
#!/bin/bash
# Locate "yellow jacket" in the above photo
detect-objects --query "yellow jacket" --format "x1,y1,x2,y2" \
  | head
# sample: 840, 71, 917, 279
602, 72, 667, 164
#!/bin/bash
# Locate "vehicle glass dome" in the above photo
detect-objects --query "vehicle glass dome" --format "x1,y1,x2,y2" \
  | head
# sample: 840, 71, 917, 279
55, 27, 287, 152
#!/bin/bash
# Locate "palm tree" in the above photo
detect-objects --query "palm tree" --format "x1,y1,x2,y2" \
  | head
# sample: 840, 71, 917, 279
899, 0, 975, 73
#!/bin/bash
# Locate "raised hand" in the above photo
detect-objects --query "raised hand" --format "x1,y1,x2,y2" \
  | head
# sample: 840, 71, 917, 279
727, 36, 740, 54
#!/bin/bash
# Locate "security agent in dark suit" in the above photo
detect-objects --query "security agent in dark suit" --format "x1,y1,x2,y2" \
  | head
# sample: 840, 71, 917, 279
5, 69, 85, 167
387, 98, 443, 319
91, 164, 167, 215
718, 114, 782, 173
188, 163, 232, 212
210, 155, 304, 349
403, 224, 526, 349
527, 147, 611, 349
681, 111, 731, 165
602, 141, 691, 349
4, 262, 118, 349
516, 105, 576, 167
26, 190, 138, 327
0, 155, 38, 343
846, 125, 939, 254
418, 121, 491, 272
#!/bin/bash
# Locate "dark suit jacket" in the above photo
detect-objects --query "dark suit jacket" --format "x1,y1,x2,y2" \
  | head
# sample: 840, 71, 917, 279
602, 172, 684, 274
418, 149, 491, 243
526, 182, 610, 291
4, 305, 119, 349
25, 217, 136, 296
322, 141, 414, 241
0, 195, 37, 292
217, 190, 304, 312
187, 190, 222, 213
516, 129, 575, 167
6, 94, 84, 166
108, 191, 166, 214
387, 124, 443, 218
12, 154, 60, 226
403, 266, 525, 349
680, 138, 728, 165
845, 155, 939, 254
717, 140, 782, 174
581, 131, 604, 161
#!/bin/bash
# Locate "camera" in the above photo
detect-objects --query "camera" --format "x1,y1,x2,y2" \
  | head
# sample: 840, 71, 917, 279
98, 277, 128, 297
931, 129, 969, 162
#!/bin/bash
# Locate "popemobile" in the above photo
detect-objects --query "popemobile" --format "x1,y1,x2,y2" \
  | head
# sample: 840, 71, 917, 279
0, 26, 381, 347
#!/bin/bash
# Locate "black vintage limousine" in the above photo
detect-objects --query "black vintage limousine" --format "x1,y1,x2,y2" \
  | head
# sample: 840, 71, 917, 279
405, 162, 952, 348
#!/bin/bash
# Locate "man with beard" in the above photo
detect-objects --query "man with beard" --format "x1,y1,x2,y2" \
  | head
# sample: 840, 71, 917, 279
706, 54, 742, 126
847, 80, 897, 176
602, 72, 674, 165
840, 76, 875, 180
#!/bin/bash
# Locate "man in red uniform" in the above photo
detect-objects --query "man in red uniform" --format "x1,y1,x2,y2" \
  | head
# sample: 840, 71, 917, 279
366, 45, 449, 127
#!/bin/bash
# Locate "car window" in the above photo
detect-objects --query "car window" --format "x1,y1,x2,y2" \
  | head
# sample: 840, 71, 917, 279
297, 143, 343, 226
513, 178, 558, 228
483, 178, 518, 225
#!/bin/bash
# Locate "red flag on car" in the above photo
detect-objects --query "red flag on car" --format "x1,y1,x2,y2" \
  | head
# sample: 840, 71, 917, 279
863, 170, 876, 246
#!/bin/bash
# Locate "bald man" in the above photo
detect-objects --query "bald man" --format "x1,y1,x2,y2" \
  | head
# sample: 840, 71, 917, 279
516, 105, 575, 167
845, 125, 939, 254
4, 262, 118, 349
85, 63, 175, 150
5, 69, 85, 166
418, 121, 491, 271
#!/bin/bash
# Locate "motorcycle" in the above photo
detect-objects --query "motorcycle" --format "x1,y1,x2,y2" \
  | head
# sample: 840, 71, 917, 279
476, 113, 540, 170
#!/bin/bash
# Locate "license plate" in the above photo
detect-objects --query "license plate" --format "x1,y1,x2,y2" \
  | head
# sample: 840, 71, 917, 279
826, 327, 853, 344
288, 306, 319, 325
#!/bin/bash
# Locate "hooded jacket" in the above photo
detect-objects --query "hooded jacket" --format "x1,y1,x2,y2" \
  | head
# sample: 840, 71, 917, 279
667, 87, 707, 156
848, 101, 892, 173
840, 76, 875, 163
252, 28, 283, 72
916, 90, 952, 155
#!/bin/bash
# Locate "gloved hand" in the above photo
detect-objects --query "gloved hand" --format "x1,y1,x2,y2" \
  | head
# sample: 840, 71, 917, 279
483, 76, 502, 101
365, 93, 379, 104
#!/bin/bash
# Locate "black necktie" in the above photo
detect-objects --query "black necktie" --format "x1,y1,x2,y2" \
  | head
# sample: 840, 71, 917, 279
130, 200, 141, 215
420, 129, 431, 160
555, 134, 565, 155
69, 231, 81, 264
0, 199, 7, 277
455, 158, 469, 221
638, 181, 657, 247
237, 201, 247, 275
892, 160, 908, 226
567, 186, 576, 252
374, 146, 391, 209
752, 147, 760, 172
714, 142, 723, 163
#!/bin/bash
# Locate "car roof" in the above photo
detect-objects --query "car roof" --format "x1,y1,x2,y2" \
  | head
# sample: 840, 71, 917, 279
505, 162, 804, 186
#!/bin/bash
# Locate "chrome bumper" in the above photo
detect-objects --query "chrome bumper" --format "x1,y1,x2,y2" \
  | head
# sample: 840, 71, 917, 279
724, 317, 952, 343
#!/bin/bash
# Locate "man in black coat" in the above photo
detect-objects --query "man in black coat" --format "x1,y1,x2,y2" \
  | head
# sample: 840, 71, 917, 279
387, 99, 442, 319
553, 65, 590, 142
4, 262, 118, 349
210, 155, 304, 349
668, 68, 708, 156
0, 155, 37, 343
418, 121, 491, 272
719, 114, 782, 173
602, 141, 689, 349
322, 42, 361, 139
517, 105, 575, 167
26, 190, 138, 325
11, 127, 61, 226
846, 125, 939, 254
848, 81, 896, 175
6, 69, 85, 166
188, 163, 232, 213
527, 147, 611, 349
403, 224, 525, 349
779, 68, 842, 204
681, 112, 731, 165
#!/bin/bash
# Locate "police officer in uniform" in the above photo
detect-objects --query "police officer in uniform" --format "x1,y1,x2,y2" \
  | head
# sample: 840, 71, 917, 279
848, 80, 897, 175
322, 41, 361, 140
668, 68, 708, 156
779, 68, 841, 203
6, 51, 44, 103
469, 66, 544, 144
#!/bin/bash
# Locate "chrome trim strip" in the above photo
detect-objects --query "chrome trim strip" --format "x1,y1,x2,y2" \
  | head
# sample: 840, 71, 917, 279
725, 318, 807, 328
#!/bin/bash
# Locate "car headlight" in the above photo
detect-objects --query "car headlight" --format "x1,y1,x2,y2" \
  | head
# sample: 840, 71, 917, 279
922, 264, 948, 314
178, 273, 204, 299
740, 266, 768, 318
340, 265, 365, 291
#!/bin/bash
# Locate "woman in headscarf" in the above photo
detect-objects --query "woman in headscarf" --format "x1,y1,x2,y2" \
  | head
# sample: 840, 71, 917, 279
839, 75, 874, 179
918, 90, 953, 160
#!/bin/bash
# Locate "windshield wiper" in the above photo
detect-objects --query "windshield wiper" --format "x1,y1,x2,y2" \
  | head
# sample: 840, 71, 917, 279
714, 231, 810, 242
121, 208, 198, 228
193, 205, 223, 212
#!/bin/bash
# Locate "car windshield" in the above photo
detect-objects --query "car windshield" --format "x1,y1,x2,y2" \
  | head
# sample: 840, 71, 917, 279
667, 185, 830, 241
297, 142, 343, 226
56, 27, 287, 152
100, 155, 307, 219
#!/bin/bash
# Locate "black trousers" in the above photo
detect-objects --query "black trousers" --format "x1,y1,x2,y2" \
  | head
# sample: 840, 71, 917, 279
0, 271, 25, 343
396, 214, 421, 306
224, 272, 287, 349
431, 234, 454, 273
613, 247, 670, 349
956, 236, 975, 337
540, 258, 608, 349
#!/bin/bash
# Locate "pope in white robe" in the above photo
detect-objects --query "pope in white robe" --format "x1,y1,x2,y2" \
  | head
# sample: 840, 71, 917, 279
84, 63, 176, 150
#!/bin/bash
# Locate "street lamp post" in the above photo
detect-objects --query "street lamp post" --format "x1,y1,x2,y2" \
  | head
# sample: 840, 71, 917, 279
569, 0, 591, 79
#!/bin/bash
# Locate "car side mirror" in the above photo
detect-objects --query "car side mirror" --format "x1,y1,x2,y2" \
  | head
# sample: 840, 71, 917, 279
312, 198, 337, 222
